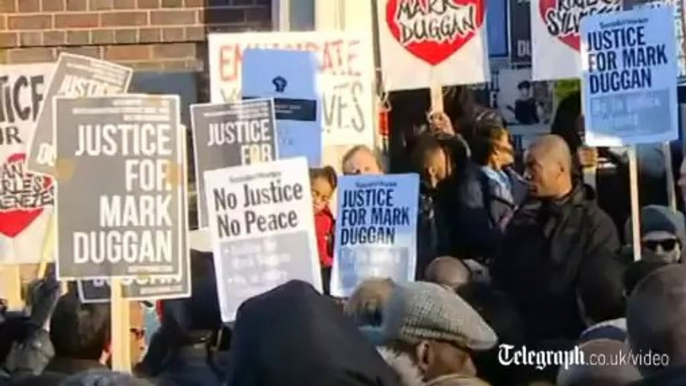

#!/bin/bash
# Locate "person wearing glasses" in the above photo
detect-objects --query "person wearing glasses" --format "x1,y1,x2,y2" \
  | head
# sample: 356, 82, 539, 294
625, 205, 686, 264
456, 117, 527, 264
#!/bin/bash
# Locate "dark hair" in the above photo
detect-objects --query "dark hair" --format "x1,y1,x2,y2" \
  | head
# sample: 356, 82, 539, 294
467, 118, 508, 166
409, 133, 445, 176
550, 91, 582, 152
50, 292, 110, 360
517, 81, 531, 90
579, 256, 627, 324
623, 260, 672, 297
309, 166, 337, 190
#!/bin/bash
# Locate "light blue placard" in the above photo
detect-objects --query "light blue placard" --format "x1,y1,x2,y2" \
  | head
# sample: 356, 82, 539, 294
581, 6, 678, 146
330, 174, 420, 297
242, 49, 322, 166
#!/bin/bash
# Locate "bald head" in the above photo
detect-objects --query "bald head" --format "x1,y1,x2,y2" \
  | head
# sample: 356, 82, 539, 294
525, 135, 574, 198
528, 135, 573, 170
424, 257, 471, 291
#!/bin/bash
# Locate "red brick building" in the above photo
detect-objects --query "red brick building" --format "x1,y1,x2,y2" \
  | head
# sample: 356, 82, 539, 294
0, 0, 272, 71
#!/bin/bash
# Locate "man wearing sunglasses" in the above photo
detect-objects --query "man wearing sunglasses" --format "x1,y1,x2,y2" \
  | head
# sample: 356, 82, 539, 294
625, 205, 686, 264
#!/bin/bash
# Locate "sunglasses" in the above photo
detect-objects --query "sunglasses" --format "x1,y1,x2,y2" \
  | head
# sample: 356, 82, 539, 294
643, 239, 679, 252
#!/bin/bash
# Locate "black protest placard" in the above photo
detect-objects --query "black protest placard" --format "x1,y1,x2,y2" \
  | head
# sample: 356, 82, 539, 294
26, 53, 133, 177
54, 95, 187, 280
510, 0, 532, 64
623, 0, 686, 82
190, 98, 277, 229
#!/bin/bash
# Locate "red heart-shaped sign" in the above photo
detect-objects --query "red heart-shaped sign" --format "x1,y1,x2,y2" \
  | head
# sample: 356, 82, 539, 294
0, 153, 53, 238
386, 0, 485, 66
538, 0, 619, 52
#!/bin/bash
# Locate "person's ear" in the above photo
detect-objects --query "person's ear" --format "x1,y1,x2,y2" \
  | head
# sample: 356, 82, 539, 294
415, 341, 432, 373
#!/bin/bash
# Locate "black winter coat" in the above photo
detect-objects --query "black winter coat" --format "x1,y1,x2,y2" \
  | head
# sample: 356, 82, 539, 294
492, 184, 620, 344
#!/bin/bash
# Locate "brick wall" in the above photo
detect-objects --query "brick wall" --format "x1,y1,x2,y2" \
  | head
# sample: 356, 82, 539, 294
0, 0, 272, 71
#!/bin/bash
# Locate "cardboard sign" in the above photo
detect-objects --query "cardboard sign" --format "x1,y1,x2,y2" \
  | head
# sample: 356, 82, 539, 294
375, 0, 490, 91
26, 53, 133, 177
207, 32, 374, 148
581, 6, 679, 146
624, 0, 686, 83
243, 49, 321, 166
54, 95, 187, 279
204, 157, 321, 322
0, 63, 55, 264
531, 0, 620, 80
191, 99, 277, 228
331, 174, 419, 297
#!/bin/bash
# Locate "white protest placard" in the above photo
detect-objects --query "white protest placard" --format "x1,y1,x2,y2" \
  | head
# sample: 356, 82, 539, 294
0, 63, 55, 264
581, 6, 678, 146
54, 95, 187, 280
331, 174, 419, 298
376, 0, 490, 91
204, 157, 321, 322
531, 0, 621, 80
207, 32, 374, 148
243, 49, 321, 166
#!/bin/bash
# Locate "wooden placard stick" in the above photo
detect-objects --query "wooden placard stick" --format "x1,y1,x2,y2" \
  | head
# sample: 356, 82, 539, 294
629, 146, 642, 261
663, 142, 677, 211
110, 278, 131, 372
430, 74, 443, 113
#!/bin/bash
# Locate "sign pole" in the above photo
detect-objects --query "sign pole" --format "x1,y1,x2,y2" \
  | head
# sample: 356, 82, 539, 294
629, 146, 642, 261
110, 279, 131, 372
663, 142, 677, 210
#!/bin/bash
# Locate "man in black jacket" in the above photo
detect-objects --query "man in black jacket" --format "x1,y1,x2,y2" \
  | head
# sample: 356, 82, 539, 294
492, 135, 620, 347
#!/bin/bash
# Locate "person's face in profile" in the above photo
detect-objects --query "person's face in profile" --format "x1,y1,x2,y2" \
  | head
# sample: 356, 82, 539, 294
524, 148, 564, 197
423, 147, 451, 188
492, 131, 515, 169
129, 302, 147, 365
343, 149, 383, 175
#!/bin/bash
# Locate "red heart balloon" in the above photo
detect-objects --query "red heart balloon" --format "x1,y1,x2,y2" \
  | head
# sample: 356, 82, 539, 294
538, 0, 619, 52
386, 0, 485, 66
0, 153, 53, 238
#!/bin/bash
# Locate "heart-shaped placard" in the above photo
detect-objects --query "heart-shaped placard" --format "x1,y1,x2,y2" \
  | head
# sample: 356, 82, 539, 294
538, 0, 620, 52
0, 153, 53, 238
386, 0, 485, 66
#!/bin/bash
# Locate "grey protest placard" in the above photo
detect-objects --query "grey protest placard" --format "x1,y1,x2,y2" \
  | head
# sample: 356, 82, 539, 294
54, 94, 186, 280
26, 53, 133, 177
623, 0, 686, 83
191, 98, 277, 229
509, 0, 532, 65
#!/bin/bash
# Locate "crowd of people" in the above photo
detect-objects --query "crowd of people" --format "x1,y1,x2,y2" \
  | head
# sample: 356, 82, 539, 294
1, 89, 686, 385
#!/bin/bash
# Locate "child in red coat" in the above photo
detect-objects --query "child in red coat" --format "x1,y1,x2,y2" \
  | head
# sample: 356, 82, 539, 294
310, 166, 337, 295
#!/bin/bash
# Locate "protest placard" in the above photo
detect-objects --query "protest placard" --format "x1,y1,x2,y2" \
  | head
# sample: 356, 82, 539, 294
375, 0, 490, 91
531, 0, 620, 80
54, 95, 187, 280
510, 0, 532, 64
242, 49, 321, 166
191, 98, 277, 228
0, 63, 55, 264
78, 267, 190, 303
204, 157, 321, 322
581, 6, 678, 146
330, 174, 419, 298
207, 32, 374, 148
26, 53, 133, 177
623, 0, 686, 83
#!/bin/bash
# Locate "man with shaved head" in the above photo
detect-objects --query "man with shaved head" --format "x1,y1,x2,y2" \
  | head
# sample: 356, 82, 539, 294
424, 257, 472, 291
492, 134, 620, 348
